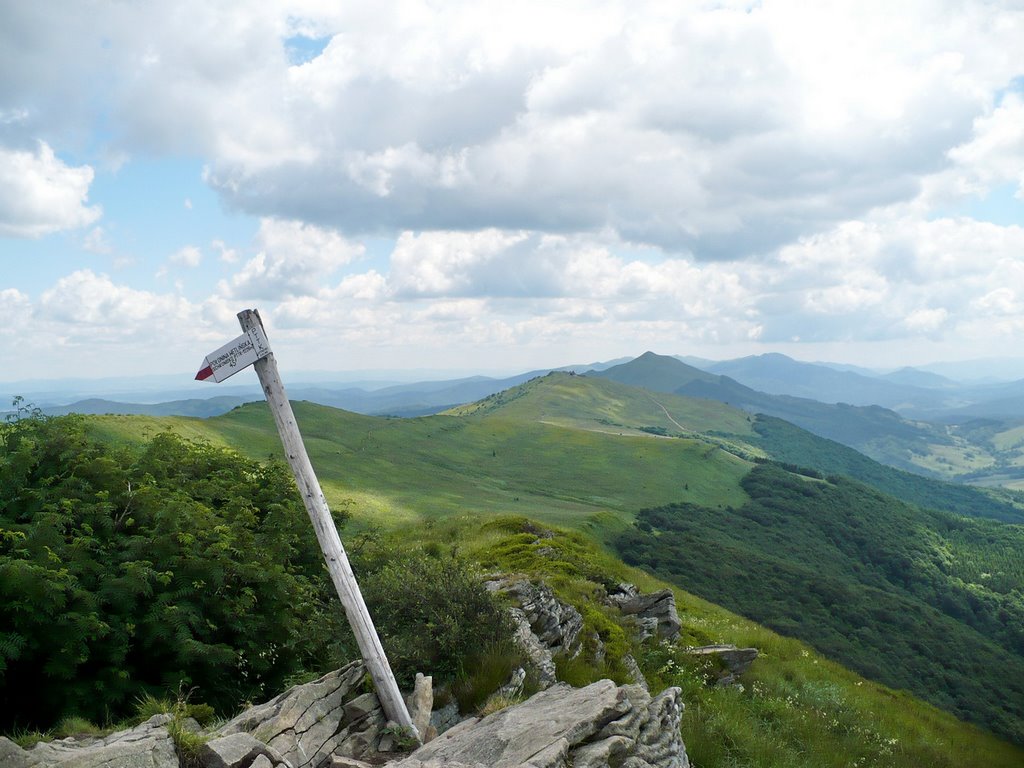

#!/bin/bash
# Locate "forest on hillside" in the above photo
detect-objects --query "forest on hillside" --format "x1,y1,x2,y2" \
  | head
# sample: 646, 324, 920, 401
614, 462, 1024, 743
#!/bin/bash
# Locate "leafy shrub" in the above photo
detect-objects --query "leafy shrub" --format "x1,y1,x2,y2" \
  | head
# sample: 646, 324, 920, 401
0, 412, 347, 731
352, 538, 513, 688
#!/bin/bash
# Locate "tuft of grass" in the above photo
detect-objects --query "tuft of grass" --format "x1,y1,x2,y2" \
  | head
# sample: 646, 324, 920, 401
52, 716, 105, 739
9, 728, 50, 749
131, 688, 210, 767
478, 693, 524, 717
451, 642, 529, 714
167, 718, 207, 768
132, 693, 176, 724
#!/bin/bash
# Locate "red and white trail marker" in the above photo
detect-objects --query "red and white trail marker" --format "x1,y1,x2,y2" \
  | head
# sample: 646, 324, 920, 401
195, 327, 271, 382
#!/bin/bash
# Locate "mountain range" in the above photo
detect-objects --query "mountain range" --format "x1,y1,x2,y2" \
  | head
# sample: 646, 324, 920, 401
15, 351, 1024, 488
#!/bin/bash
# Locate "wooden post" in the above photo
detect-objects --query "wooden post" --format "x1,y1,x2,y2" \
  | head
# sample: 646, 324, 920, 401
236, 309, 418, 740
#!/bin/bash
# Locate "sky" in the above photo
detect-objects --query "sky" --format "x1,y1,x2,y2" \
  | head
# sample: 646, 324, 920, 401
2, 0, 1024, 383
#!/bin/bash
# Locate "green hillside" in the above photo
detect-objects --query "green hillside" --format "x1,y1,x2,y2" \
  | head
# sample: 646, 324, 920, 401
747, 415, 1024, 523
591, 352, 1005, 480
615, 463, 1024, 742
594, 353, 1024, 509
91, 373, 755, 533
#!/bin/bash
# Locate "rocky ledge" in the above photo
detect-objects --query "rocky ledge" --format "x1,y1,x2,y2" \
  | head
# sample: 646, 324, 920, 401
3, 662, 688, 768
392, 680, 687, 768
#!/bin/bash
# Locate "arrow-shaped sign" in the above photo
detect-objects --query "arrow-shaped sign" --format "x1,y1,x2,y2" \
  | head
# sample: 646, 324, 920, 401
195, 326, 271, 382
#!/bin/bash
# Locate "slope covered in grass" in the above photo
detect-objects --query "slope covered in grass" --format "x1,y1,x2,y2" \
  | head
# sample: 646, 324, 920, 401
5, 409, 1020, 768
748, 414, 1024, 522
419, 514, 1024, 768
88, 373, 756, 534
592, 352, 1006, 483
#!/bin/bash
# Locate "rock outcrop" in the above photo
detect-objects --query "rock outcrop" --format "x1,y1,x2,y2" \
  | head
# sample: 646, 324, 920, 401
0, 715, 178, 768
407, 673, 434, 742
686, 645, 758, 686
3, 667, 688, 768
487, 577, 585, 687
200, 733, 291, 768
391, 680, 687, 768
217, 661, 387, 767
606, 584, 681, 642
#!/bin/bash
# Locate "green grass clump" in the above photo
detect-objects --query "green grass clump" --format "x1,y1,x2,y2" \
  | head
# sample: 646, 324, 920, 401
167, 718, 208, 768
9, 728, 50, 749
477, 692, 525, 717
51, 716, 105, 739
132, 689, 211, 768
450, 642, 531, 714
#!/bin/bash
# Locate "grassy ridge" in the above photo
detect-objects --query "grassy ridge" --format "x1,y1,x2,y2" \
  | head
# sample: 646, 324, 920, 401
91, 375, 753, 535
591, 352, 1024, 484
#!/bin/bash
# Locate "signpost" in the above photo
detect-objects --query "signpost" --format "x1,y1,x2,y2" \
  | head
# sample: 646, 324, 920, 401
194, 328, 270, 383
196, 309, 418, 739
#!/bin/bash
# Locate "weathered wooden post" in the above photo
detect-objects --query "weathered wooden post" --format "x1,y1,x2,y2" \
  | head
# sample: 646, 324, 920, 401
196, 308, 418, 739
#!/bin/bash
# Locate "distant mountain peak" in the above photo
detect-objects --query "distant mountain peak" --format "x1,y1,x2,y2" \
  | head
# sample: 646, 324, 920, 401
589, 351, 719, 392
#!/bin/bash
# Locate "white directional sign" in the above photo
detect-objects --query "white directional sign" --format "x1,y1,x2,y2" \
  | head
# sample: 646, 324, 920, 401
195, 327, 270, 383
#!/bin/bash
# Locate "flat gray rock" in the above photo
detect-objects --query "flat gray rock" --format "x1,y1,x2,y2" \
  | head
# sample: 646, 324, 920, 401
200, 732, 290, 768
392, 680, 688, 768
218, 661, 385, 767
15, 715, 178, 768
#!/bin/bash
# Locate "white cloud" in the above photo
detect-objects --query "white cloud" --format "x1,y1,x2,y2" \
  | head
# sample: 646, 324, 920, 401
224, 217, 364, 300
0, 288, 31, 335
195, 1, 1022, 256
754, 213, 1024, 345
156, 245, 203, 278
82, 226, 112, 255
947, 92, 1024, 198
0, 142, 101, 237
8, 2, 1018, 257
170, 245, 202, 268
38, 270, 192, 329
211, 239, 239, 263
0, 108, 28, 125
0, 270, 227, 378
4, 1, 1024, 375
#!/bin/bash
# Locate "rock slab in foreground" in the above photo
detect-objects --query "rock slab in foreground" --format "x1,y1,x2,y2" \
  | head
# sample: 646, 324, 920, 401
1, 715, 178, 768
393, 679, 688, 768
200, 733, 290, 768
217, 660, 386, 768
